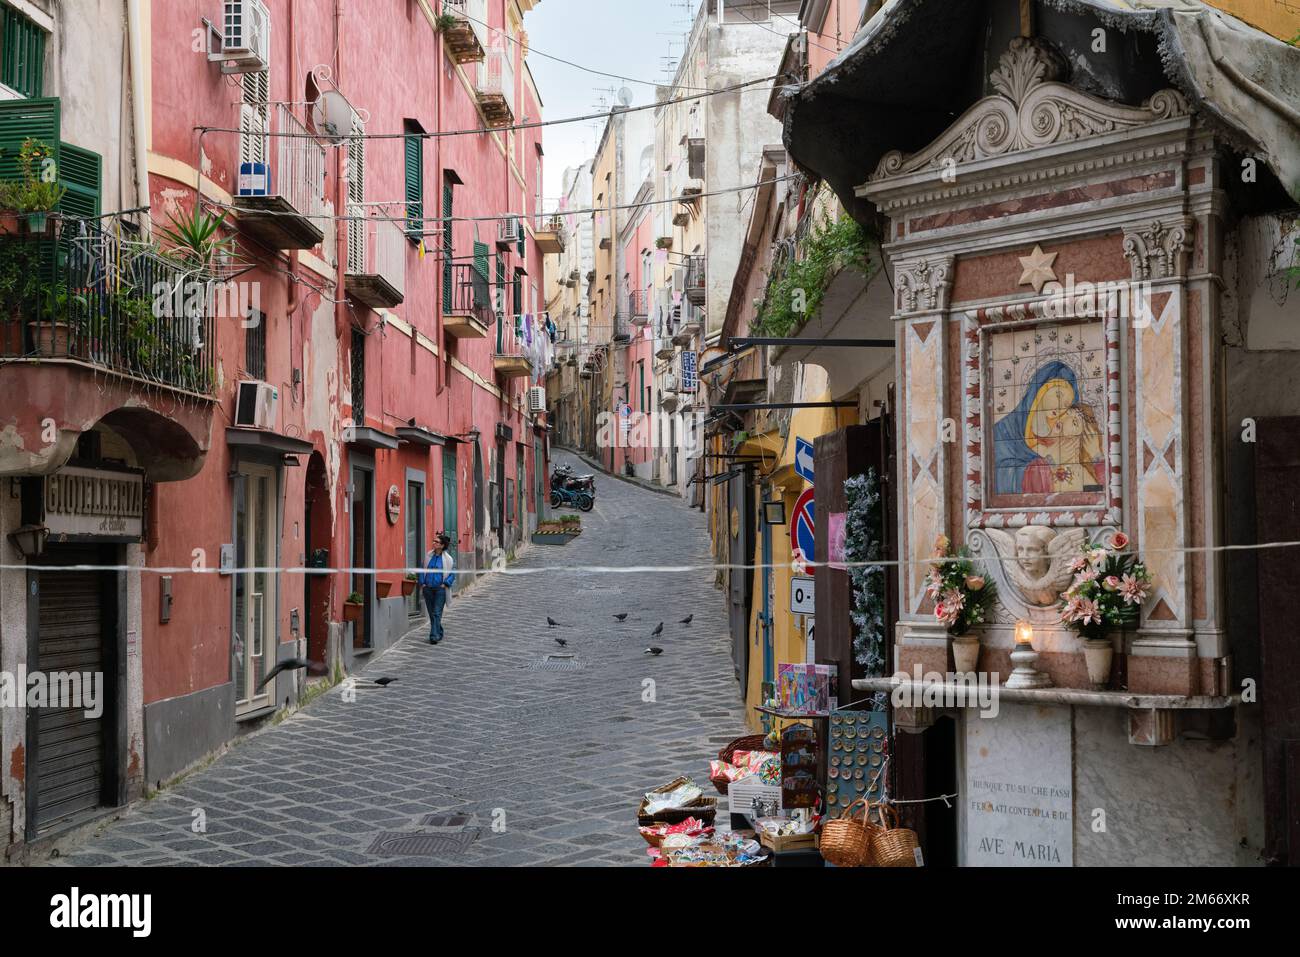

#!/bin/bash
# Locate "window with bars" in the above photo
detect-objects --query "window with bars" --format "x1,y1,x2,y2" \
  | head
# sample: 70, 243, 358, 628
245, 310, 267, 380
350, 328, 366, 426
0, 4, 45, 98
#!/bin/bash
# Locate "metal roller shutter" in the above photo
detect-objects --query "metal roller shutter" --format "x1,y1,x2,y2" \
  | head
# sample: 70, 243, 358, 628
34, 548, 109, 832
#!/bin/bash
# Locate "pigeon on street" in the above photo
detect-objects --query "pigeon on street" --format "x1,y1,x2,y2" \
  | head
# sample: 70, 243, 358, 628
547, 617, 562, 628
554, 637, 568, 647
644, 647, 664, 656
613, 613, 629, 622
256, 657, 325, 691
651, 623, 664, 637
679, 615, 693, 625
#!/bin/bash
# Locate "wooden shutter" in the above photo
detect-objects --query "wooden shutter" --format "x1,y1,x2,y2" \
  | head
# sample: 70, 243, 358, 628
58, 143, 101, 219
0, 96, 59, 183
2, 5, 46, 98
516, 219, 525, 256
347, 118, 366, 274
441, 180, 453, 311
239, 71, 269, 167
404, 132, 423, 240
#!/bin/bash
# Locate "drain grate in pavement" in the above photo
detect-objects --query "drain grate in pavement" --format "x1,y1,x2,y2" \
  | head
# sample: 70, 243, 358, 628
418, 813, 472, 829
525, 654, 586, 672
367, 830, 478, 858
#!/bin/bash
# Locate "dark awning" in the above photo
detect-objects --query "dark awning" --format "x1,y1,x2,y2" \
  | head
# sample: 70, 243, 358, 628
396, 426, 447, 447
346, 427, 400, 451
226, 427, 314, 456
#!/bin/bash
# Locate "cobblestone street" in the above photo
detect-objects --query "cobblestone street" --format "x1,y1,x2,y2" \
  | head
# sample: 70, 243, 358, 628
56, 452, 747, 867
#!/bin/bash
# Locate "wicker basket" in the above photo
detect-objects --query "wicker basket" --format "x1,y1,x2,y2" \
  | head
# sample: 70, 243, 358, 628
711, 733, 769, 794
819, 797, 875, 867
637, 777, 718, 827
868, 802, 920, 868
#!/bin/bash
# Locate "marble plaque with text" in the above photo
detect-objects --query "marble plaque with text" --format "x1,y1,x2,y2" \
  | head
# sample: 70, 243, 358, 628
964, 703, 1073, 866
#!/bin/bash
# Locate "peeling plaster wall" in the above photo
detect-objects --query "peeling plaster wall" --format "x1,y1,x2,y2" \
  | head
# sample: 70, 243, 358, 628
0, 494, 27, 846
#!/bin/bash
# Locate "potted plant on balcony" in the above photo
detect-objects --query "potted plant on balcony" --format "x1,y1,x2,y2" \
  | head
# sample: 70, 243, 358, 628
1059, 531, 1151, 690
31, 285, 89, 357
0, 138, 66, 238
158, 206, 233, 277
0, 239, 39, 353
343, 591, 364, 622
376, 580, 394, 599
927, 535, 998, 675
401, 573, 418, 597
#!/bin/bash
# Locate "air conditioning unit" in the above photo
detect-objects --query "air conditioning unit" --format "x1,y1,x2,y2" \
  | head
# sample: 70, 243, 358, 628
662, 373, 679, 393
235, 380, 279, 429
528, 386, 547, 413
217, 0, 272, 74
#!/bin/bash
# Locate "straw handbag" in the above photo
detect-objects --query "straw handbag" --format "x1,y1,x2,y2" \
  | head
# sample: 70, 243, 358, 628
868, 802, 920, 867
820, 797, 875, 867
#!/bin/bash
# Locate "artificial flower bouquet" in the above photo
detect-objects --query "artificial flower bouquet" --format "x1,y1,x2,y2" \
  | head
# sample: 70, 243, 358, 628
926, 535, 997, 636
1059, 531, 1151, 640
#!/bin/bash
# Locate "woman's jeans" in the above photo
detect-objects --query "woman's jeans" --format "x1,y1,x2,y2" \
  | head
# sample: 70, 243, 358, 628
423, 585, 448, 642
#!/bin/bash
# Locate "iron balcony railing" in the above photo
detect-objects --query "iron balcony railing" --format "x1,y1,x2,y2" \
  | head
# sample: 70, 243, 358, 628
626, 288, 648, 323
447, 262, 494, 325
685, 253, 706, 304
476, 46, 516, 119
0, 222, 216, 395
445, 0, 489, 49
346, 206, 406, 301
273, 104, 327, 225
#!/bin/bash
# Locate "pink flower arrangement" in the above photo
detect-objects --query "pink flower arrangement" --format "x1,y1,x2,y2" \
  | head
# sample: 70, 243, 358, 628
929, 538, 997, 636
1059, 531, 1151, 641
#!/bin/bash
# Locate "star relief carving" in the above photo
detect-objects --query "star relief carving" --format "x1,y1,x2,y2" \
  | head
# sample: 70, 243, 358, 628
1018, 244, 1058, 293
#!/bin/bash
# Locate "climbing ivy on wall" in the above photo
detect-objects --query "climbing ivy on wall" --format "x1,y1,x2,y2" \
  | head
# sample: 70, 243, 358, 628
753, 215, 875, 337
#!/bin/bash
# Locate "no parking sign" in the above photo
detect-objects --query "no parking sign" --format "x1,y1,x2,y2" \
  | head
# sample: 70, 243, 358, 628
791, 487, 815, 564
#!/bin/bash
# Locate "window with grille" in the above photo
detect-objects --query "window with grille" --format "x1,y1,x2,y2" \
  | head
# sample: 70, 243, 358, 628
245, 310, 267, 380
346, 117, 366, 275
0, 4, 45, 98
350, 328, 366, 426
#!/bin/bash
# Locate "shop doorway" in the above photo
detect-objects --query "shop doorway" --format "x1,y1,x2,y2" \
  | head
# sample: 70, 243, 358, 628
234, 464, 279, 712
442, 445, 460, 582
27, 543, 122, 839
727, 467, 756, 685
304, 452, 330, 665
405, 476, 425, 618
350, 463, 375, 650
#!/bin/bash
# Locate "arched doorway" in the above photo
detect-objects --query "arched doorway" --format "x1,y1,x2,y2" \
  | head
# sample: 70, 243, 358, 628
304, 452, 331, 665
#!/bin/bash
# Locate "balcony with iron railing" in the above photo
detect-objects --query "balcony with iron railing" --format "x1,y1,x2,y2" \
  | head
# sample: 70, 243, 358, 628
493, 313, 533, 380
627, 288, 649, 326
685, 254, 706, 306
534, 214, 566, 254
234, 103, 327, 250
0, 222, 217, 397
475, 47, 516, 129
441, 0, 489, 63
443, 262, 493, 339
345, 207, 406, 308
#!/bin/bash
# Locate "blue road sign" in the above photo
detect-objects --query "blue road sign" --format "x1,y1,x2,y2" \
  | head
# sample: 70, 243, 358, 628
794, 437, 815, 484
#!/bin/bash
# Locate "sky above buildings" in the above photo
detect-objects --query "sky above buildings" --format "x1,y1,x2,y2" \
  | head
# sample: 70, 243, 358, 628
527, 0, 697, 203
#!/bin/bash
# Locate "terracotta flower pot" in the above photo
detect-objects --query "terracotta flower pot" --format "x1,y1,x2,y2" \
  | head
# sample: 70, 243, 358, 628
401, 579, 417, 597
0, 211, 20, 236
376, 580, 394, 599
342, 601, 363, 623
951, 635, 981, 676
30, 320, 70, 356
1082, 637, 1114, 691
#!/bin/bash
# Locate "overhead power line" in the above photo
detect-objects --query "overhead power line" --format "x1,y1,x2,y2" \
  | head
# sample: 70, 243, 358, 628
197, 74, 785, 144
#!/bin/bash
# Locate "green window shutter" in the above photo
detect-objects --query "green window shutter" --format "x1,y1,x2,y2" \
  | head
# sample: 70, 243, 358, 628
2, 6, 46, 99
58, 143, 101, 218
516, 220, 525, 256
441, 181, 453, 311
473, 240, 489, 279
0, 96, 60, 183
404, 133, 423, 240
512, 273, 521, 316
